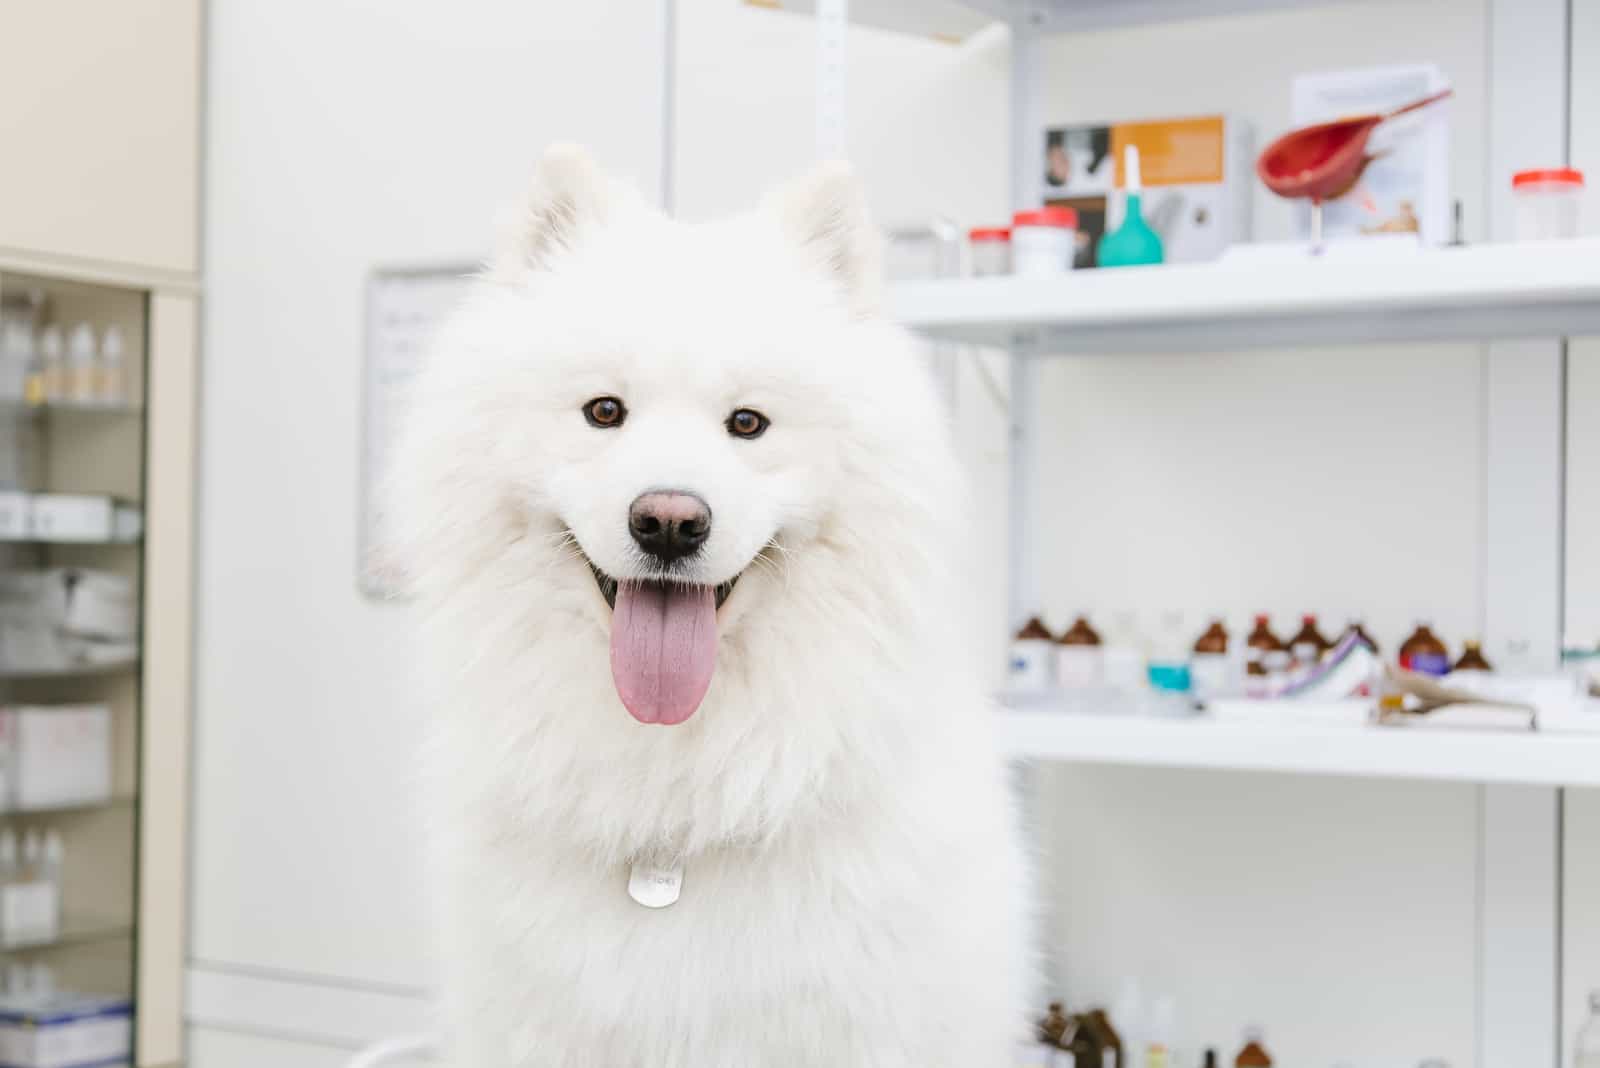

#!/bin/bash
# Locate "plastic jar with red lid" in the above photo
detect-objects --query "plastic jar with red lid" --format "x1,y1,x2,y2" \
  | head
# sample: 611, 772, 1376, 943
1011, 207, 1078, 276
968, 227, 1011, 276
1512, 168, 1584, 239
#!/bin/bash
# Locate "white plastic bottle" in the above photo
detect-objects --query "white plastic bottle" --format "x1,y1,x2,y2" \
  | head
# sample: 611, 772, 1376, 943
41, 829, 63, 940
36, 325, 64, 405
66, 323, 96, 404
1114, 977, 1143, 1068
20, 829, 43, 940
1101, 611, 1148, 699
0, 321, 31, 401
1145, 611, 1194, 715
1144, 993, 1176, 1068
1577, 989, 1600, 1068
0, 828, 17, 945
98, 326, 127, 407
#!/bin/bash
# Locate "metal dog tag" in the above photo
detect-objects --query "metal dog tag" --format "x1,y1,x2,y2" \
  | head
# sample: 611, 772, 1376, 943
627, 861, 684, 909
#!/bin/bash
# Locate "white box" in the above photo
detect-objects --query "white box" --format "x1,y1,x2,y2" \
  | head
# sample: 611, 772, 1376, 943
0, 706, 112, 811
0, 493, 31, 540
26, 496, 140, 544
0, 570, 137, 641
0, 993, 131, 1068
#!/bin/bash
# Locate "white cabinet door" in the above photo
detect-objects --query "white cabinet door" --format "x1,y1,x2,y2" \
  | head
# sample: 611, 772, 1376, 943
0, 0, 201, 274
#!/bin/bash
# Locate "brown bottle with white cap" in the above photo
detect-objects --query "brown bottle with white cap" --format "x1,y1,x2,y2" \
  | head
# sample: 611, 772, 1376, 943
1288, 614, 1333, 669
1191, 620, 1230, 700
1244, 615, 1285, 677
1453, 639, 1493, 673
1055, 615, 1103, 689
1009, 617, 1056, 691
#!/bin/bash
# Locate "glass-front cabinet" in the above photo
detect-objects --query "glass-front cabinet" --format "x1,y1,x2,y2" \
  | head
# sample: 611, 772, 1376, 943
0, 266, 189, 1066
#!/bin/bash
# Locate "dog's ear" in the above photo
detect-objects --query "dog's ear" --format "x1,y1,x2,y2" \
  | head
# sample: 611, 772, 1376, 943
495, 143, 635, 277
763, 161, 882, 317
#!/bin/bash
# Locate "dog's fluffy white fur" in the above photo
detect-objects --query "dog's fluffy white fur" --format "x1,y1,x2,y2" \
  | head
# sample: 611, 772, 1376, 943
392, 145, 1029, 1067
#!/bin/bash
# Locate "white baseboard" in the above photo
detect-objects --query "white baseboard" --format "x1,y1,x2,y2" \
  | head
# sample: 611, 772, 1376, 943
185, 962, 435, 1050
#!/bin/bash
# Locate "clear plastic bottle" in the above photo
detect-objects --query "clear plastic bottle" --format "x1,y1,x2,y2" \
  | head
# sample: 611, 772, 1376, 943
1143, 993, 1175, 1068
0, 321, 31, 402
1102, 611, 1148, 697
0, 828, 17, 945
42, 829, 63, 939
33, 325, 63, 406
1145, 612, 1193, 713
98, 326, 127, 407
1577, 989, 1600, 1068
66, 323, 96, 405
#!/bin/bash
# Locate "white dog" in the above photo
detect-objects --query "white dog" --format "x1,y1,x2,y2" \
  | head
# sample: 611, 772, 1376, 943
391, 145, 1029, 1067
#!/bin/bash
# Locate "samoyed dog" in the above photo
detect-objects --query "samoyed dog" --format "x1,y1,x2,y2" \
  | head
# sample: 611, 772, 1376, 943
391, 145, 1028, 1067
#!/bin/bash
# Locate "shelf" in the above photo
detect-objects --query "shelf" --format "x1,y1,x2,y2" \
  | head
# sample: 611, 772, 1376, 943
0, 400, 143, 419
0, 795, 135, 818
997, 707, 1600, 786
749, 0, 1342, 39
0, 657, 139, 681
0, 917, 132, 954
890, 239, 1600, 353
0, 534, 140, 547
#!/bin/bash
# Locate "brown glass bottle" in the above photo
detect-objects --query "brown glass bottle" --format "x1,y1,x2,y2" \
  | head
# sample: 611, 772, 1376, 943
1288, 613, 1332, 666
1245, 615, 1283, 676
1037, 1001, 1070, 1046
1016, 617, 1054, 642
1009, 617, 1056, 690
1235, 1031, 1273, 1067
1084, 1008, 1122, 1068
1058, 616, 1101, 646
1194, 621, 1228, 654
1191, 620, 1230, 699
1342, 619, 1379, 654
1453, 639, 1493, 672
1399, 623, 1451, 677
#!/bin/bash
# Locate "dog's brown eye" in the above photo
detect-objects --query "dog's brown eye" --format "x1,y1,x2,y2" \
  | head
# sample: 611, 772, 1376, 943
726, 408, 768, 439
583, 396, 626, 428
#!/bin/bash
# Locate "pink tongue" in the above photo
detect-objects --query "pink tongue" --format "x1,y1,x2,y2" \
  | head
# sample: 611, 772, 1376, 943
609, 582, 718, 725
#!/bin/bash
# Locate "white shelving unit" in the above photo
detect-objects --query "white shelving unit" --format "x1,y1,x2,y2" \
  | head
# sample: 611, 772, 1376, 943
996, 709, 1600, 787
780, 0, 1589, 1064
892, 238, 1600, 352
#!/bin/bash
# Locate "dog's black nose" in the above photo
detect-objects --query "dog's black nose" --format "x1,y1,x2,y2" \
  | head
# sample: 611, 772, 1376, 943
629, 491, 711, 564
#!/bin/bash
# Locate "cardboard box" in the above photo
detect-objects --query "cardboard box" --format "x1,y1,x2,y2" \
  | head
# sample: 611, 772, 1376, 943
0, 706, 113, 811
27, 496, 141, 544
1042, 114, 1254, 266
0, 570, 137, 641
0, 493, 30, 541
0, 993, 131, 1068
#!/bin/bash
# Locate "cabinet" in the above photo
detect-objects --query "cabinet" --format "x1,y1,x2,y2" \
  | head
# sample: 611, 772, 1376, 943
0, 0, 202, 276
0, 264, 196, 1067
